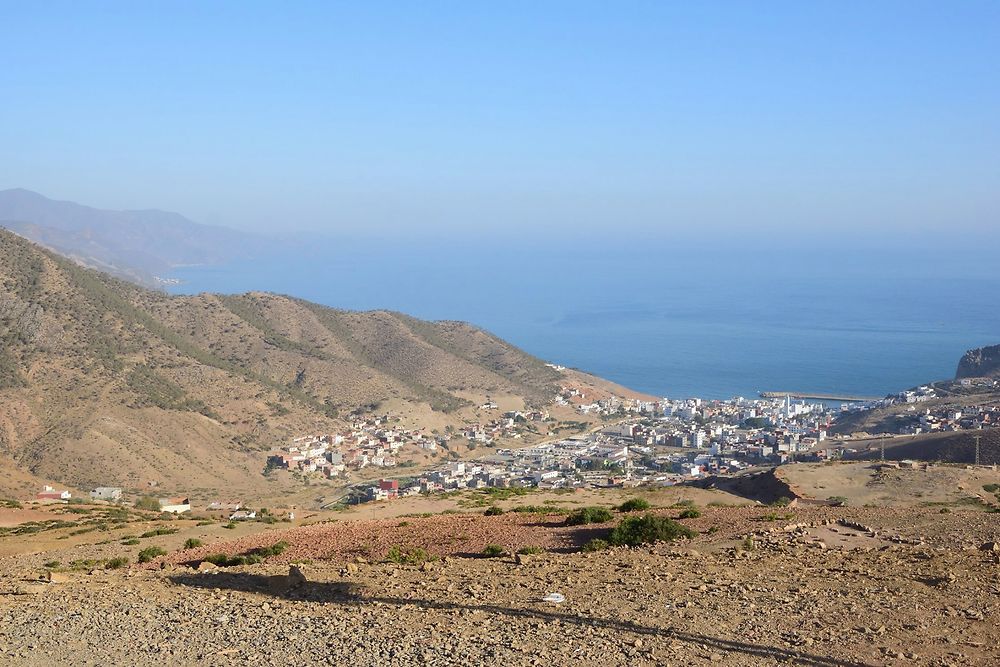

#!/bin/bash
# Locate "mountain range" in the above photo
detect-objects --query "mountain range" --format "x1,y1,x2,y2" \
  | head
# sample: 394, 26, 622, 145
0, 188, 266, 287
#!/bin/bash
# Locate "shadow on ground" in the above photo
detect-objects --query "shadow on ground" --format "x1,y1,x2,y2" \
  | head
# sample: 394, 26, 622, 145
170, 571, 875, 667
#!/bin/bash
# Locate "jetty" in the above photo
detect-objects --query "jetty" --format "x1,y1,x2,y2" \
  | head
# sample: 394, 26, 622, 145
759, 391, 881, 402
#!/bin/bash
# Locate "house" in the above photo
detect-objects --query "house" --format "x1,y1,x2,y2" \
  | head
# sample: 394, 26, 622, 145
158, 497, 191, 514
229, 510, 257, 521
37, 485, 71, 502
207, 500, 243, 513
90, 487, 123, 502
378, 479, 399, 499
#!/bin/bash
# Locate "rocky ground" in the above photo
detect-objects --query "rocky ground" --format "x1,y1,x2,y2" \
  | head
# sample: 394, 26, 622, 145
1, 504, 998, 666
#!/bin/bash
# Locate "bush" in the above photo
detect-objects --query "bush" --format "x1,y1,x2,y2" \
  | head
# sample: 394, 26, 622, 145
105, 556, 129, 569
202, 541, 290, 567
983, 484, 1000, 493
770, 497, 792, 507
484, 506, 504, 516
386, 545, 435, 565
137, 546, 167, 563
139, 527, 178, 538
827, 496, 849, 507
565, 507, 614, 526
43, 560, 61, 569
618, 498, 651, 512
678, 508, 701, 519
516, 546, 545, 555
481, 544, 505, 557
121, 538, 140, 545
581, 538, 609, 552
608, 514, 697, 547
222, 522, 237, 529
183, 538, 203, 549
134, 496, 161, 512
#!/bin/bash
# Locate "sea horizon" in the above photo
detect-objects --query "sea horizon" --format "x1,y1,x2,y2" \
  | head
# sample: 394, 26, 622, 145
166, 235, 1000, 401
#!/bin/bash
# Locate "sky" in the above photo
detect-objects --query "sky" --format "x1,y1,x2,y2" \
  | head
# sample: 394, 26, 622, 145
1, 1, 999, 240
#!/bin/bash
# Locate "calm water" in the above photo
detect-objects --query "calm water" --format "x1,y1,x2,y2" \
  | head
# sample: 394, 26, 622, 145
167, 235, 1000, 400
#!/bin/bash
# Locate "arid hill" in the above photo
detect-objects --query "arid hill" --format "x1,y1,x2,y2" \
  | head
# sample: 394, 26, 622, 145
0, 229, 592, 499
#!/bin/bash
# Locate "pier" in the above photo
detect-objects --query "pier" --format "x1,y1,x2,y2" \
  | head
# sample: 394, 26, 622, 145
759, 391, 881, 402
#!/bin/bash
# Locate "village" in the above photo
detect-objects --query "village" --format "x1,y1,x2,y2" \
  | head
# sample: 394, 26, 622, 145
838, 378, 1000, 435
29, 381, 1000, 514
333, 393, 852, 505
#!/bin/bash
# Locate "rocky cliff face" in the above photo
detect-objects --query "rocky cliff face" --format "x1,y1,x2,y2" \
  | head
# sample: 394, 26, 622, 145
955, 344, 1000, 379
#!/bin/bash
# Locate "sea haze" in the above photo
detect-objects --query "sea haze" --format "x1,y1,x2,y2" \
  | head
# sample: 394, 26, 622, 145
167, 235, 1000, 400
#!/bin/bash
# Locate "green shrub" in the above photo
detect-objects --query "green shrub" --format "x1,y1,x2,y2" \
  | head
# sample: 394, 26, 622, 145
608, 514, 697, 546
137, 546, 167, 563
121, 538, 140, 545
581, 538, 609, 552
516, 546, 545, 555
678, 508, 701, 519
202, 541, 290, 567
139, 527, 178, 538
386, 545, 434, 565
770, 497, 792, 507
509, 505, 569, 515
565, 506, 614, 526
183, 538, 203, 549
827, 496, 849, 507
43, 560, 61, 569
618, 498, 651, 512
484, 506, 504, 516
105, 556, 129, 569
983, 483, 1000, 493
222, 522, 237, 530
481, 544, 505, 557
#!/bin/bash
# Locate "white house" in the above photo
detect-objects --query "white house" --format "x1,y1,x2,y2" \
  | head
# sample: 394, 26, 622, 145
158, 497, 191, 514
90, 487, 123, 502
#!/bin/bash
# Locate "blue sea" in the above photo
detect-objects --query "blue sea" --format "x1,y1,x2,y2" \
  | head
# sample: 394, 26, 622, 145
167, 234, 1000, 400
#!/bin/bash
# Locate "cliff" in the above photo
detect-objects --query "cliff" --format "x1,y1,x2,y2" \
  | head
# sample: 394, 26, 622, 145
955, 344, 1000, 379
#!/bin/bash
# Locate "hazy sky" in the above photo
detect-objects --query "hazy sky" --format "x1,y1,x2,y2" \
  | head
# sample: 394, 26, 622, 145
2, 1, 998, 238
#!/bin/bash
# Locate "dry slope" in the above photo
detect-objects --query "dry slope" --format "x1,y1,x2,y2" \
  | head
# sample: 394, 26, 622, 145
0, 229, 566, 498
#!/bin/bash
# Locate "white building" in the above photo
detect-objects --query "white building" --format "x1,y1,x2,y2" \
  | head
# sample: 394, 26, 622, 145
90, 487, 123, 502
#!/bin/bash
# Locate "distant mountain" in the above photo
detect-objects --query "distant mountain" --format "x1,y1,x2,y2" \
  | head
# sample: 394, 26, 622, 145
0, 189, 266, 287
0, 229, 612, 500
956, 344, 1000, 379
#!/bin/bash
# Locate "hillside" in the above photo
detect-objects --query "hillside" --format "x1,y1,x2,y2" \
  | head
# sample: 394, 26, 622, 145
0, 229, 576, 499
0, 189, 266, 287
845, 430, 1000, 466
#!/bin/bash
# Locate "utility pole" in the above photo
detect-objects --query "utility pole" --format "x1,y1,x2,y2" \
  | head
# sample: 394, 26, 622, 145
880, 436, 885, 463
973, 434, 981, 467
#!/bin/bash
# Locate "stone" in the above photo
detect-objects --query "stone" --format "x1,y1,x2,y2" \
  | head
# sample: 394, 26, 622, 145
39, 571, 69, 584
